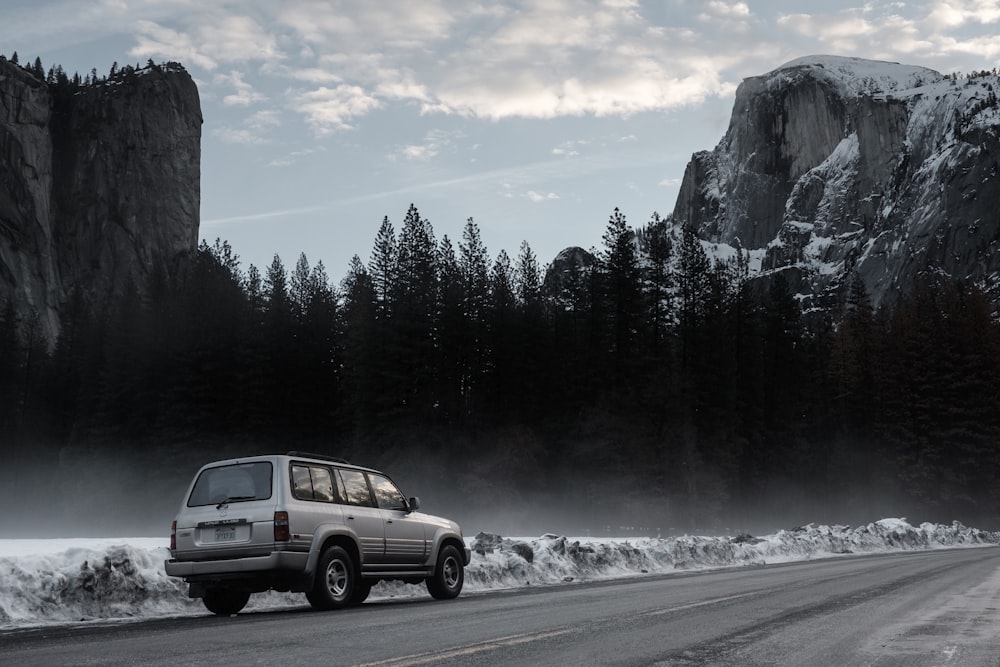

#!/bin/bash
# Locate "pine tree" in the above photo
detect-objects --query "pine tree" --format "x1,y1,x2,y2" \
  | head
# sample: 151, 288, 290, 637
394, 204, 439, 420
600, 208, 641, 363
341, 255, 379, 432
514, 240, 542, 307
369, 216, 397, 319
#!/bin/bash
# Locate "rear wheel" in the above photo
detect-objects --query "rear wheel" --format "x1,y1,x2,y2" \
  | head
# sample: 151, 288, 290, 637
308, 545, 356, 610
202, 589, 250, 616
426, 544, 464, 600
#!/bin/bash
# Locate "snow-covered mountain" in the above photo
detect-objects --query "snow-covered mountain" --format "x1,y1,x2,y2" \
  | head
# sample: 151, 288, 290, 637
672, 55, 1000, 308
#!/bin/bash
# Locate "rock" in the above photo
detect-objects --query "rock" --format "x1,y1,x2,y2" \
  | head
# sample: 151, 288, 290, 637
511, 542, 534, 563
672, 55, 1000, 308
471, 531, 504, 555
0, 58, 201, 344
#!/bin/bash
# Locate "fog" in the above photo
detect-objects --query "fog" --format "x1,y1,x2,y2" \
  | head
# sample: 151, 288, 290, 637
2, 445, 993, 540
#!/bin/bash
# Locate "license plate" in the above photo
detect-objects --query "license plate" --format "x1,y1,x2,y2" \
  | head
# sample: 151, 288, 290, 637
215, 527, 237, 542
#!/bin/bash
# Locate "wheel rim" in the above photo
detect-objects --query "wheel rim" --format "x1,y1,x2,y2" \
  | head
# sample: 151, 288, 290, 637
325, 558, 348, 598
442, 555, 460, 589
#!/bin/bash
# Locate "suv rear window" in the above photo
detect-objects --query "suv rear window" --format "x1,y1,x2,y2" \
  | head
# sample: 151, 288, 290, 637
188, 462, 273, 507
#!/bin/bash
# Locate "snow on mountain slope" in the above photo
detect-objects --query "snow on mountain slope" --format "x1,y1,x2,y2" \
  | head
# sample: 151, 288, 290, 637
672, 55, 1000, 308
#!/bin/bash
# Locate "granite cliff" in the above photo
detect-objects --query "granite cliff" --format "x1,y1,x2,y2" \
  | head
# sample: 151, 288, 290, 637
672, 55, 1000, 308
0, 58, 201, 344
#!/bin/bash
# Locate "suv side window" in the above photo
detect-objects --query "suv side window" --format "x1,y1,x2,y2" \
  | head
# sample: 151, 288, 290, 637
369, 473, 408, 510
338, 469, 374, 507
290, 464, 337, 502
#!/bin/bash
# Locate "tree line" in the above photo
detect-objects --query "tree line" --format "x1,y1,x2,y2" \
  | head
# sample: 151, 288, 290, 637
3, 204, 999, 530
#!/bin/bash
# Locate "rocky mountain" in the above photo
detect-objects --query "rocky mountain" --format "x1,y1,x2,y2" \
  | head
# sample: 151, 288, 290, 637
0, 58, 201, 344
672, 55, 1000, 309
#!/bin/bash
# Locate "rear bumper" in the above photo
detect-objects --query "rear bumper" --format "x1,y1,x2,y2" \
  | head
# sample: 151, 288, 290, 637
165, 550, 309, 578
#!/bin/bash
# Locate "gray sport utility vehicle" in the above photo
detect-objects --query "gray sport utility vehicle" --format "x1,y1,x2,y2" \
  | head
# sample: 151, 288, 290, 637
164, 452, 471, 615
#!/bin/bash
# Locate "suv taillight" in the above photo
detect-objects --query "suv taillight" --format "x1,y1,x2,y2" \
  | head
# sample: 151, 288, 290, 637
170, 520, 176, 551
274, 511, 290, 542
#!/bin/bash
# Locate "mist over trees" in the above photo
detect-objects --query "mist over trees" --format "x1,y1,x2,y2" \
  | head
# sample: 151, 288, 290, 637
2, 204, 1000, 531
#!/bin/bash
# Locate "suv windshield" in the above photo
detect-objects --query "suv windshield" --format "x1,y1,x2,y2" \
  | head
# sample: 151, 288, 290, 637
187, 462, 273, 507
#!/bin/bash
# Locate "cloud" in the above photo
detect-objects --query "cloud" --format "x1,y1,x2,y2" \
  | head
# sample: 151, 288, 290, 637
20, 0, 1000, 134
291, 84, 382, 133
217, 70, 268, 106
129, 9, 282, 70
708, 1, 750, 17
212, 126, 267, 145
526, 191, 560, 202
213, 108, 281, 144
201, 204, 328, 226
129, 20, 218, 70
269, 146, 327, 167
928, 0, 1000, 26
392, 129, 465, 161
777, 3, 1000, 63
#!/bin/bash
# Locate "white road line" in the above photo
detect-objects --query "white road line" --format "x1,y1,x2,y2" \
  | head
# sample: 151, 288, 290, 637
354, 629, 577, 667
642, 591, 759, 616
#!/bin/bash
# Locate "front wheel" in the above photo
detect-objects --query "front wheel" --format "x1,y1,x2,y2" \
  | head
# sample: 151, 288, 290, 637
426, 544, 464, 600
202, 589, 250, 616
308, 545, 357, 610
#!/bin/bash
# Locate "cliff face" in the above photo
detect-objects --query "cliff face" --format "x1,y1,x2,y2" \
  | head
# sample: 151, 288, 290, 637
0, 59, 201, 343
673, 55, 1000, 307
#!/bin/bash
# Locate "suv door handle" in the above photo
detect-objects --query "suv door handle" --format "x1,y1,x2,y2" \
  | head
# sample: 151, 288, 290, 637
346, 515, 355, 520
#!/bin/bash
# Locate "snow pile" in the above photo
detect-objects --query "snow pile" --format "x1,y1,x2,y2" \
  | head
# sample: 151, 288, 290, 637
0, 541, 195, 627
465, 519, 999, 589
0, 519, 996, 629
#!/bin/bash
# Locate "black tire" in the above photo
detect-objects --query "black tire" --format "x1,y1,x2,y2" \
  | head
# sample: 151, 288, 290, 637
426, 544, 464, 600
202, 589, 250, 616
308, 545, 356, 610
350, 580, 373, 605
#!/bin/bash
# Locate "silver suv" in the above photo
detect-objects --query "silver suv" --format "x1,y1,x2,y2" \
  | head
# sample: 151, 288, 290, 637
164, 452, 471, 615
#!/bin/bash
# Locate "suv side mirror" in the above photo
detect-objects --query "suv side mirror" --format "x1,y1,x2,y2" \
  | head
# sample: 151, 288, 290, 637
408, 496, 420, 512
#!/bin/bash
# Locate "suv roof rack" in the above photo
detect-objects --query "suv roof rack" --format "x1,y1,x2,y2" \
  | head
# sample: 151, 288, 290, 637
286, 451, 351, 465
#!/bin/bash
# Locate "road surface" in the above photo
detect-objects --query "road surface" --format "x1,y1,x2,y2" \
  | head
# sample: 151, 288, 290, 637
2, 547, 999, 666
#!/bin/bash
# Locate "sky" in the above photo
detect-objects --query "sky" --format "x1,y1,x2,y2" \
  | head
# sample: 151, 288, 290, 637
4, 0, 1000, 281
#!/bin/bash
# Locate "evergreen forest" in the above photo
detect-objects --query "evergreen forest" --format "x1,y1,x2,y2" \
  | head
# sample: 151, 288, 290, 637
2, 205, 999, 534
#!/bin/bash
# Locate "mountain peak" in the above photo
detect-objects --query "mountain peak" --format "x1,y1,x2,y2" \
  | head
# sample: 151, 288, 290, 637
765, 54, 944, 97
673, 55, 1000, 309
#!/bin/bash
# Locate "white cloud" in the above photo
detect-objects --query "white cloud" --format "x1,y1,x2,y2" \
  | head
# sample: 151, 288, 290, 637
25, 0, 1000, 133
217, 70, 268, 106
292, 85, 382, 133
928, 0, 1000, 26
269, 146, 327, 167
212, 126, 267, 145
553, 139, 588, 157
393, 129, 465, 162
526, 191, 560, 202
711, 1, 750, 17
213, 108, 281, 145
776, 3, 1000, 64
658, 177, 681, 187
129, 20, 218, 70
247, 109, 282, 128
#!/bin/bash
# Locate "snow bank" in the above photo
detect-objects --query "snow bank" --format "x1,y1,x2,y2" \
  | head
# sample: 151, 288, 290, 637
0, 519, 996, 630
464, 519, 999, 590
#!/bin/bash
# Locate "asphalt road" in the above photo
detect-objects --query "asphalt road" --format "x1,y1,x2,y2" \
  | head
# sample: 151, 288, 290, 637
3, 547, 999, 666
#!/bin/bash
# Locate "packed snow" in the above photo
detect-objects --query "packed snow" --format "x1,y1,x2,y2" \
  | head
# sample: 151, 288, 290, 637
0, 519, 996, 630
